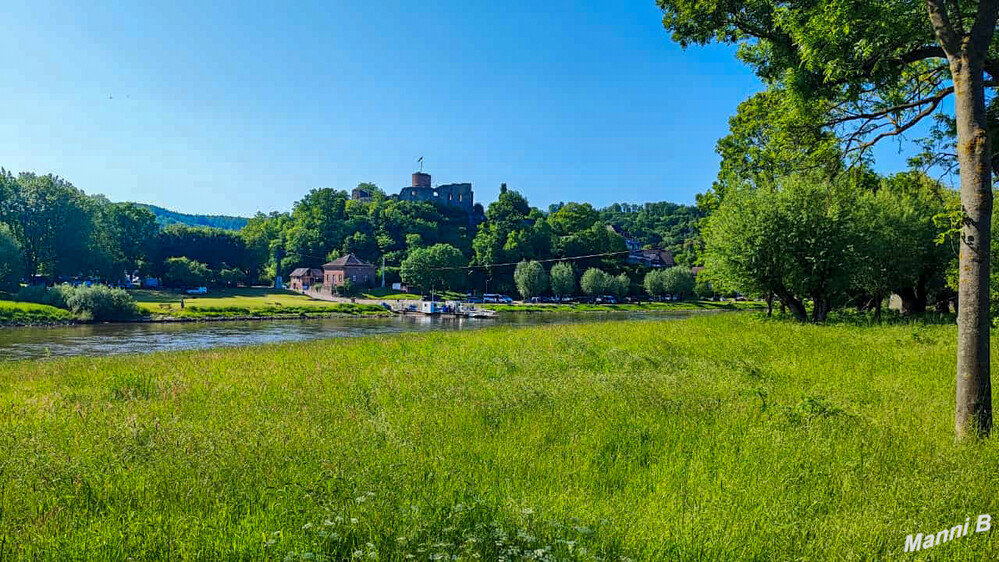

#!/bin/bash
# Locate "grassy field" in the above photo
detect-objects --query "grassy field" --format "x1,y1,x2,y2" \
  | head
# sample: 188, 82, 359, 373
358, 287, 422, 300
0, 300, 74, 324
2, 314, 998, 559
484, 299, 765, 313
131, 288, 388, 318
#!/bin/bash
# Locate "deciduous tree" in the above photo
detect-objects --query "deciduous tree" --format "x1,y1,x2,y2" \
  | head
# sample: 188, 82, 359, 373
0, 224, 23, 292
514, 260, 548, 299
661, 267, 696, 299
657, 0, 999, 437
400, 243, 467, 293
550, 262, 576, 299
580, 268, 611, 296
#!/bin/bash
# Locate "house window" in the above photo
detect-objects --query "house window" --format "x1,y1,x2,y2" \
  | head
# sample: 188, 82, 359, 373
411, 190, 416, 196
351, 275, 356, 281
458, 194, 462, 202
448, 193, 453, 201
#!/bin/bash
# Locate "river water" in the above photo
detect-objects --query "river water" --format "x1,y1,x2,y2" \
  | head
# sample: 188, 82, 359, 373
0, 311, 707, 361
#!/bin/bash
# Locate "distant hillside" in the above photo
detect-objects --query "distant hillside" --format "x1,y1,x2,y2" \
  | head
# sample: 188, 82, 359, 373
139, 204, 249, 231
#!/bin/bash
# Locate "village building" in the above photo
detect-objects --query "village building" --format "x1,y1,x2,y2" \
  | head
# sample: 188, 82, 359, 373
323, 253, 377, 289
606, 224, 642, 253
627, 248, 675, 268
605, 225, 675, 268
288, 268, 323, 292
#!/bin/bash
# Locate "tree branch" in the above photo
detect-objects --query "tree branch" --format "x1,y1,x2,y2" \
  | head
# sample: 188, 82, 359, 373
854, 94, 947, 151
898, 45, 948, 64
926, 0, 962, 56
823, 87, 954, 126
969, 0, 999, 63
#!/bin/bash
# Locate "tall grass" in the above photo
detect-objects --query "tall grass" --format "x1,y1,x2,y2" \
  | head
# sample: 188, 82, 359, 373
1, 315, 998, 559
487, 300, 764, 313
0, 300, 73, 324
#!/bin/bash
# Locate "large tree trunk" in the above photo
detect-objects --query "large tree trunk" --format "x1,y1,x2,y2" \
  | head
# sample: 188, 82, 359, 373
899, 283, 928, 315
811, 292, 831, 323
952, 57, 994, 438
927, 0, 999, 439
775, 287, 807, 322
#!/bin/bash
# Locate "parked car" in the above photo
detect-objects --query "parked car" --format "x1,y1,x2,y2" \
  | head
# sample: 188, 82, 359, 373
185, 286, 208, 295
483, 293, 514, 304
528, 296, 554, 304
595, 295, 618, 304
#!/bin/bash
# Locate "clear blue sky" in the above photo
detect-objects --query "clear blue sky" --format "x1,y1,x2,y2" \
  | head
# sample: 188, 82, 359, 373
1, 1, 923, 216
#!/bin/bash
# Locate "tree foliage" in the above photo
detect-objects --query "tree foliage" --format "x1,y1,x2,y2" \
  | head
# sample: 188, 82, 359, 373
704, 171, 953, 322
580, 268, 613, 296
549, 262, 576, 298
0, 224, 23, 293
513, 261, 548, 299
661, 267, 696, 298
163, 257, 210, 288
703, 174, 857, 322
400, 244, 467, 293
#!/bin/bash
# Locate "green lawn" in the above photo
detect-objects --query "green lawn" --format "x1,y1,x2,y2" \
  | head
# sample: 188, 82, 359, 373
358, 287, 422, 300
2, 315, 997, 559
0, 299, 73, 324
485, 299, 765, 313
131, 287, 334, 308
131, 287, 387, 318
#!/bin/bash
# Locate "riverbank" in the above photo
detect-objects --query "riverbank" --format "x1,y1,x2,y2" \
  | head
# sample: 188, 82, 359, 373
2, 315, 996, 559
142, 303, 390, 320
0, 289, 393, 327
1, 289, 760, 327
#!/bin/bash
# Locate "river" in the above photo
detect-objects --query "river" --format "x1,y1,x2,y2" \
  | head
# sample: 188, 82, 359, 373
0, 310, 708, 361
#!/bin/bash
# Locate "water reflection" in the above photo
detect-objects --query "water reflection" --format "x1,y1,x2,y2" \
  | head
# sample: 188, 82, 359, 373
0, 310, 706, 361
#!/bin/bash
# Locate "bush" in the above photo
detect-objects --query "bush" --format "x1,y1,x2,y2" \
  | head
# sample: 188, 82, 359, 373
217, 267, 245, 287
60, 285, 140, 321
336, 278, 356, 296
17, 284, 139, 321
16, 285, 67, 308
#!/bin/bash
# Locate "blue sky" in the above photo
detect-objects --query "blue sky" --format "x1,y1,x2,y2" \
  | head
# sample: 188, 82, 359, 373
1, 1, 925, 216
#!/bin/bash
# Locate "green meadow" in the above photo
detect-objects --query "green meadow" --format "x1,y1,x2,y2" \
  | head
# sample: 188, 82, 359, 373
0, 300, 73, 324
2, 314, 998, 560
484, 300, 764, 313
131, 288, 388, 319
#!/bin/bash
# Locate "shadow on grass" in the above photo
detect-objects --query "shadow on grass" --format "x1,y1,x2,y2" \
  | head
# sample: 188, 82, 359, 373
756, 308, 957, 327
